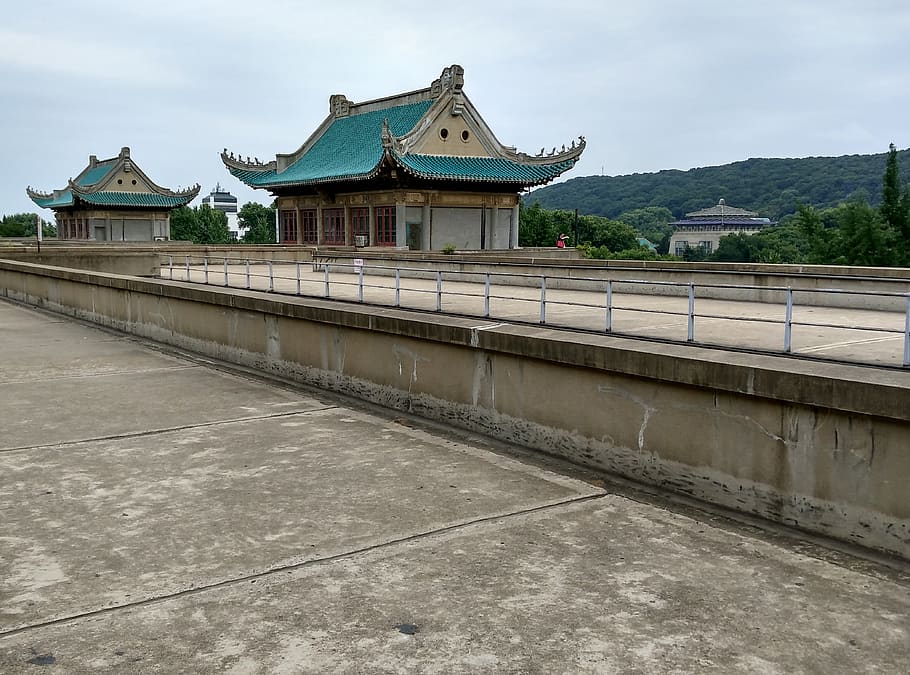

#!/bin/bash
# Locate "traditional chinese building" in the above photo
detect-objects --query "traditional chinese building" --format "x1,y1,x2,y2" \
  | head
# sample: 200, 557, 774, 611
27, 147, 199, 241
222, 65, 584, 249
668, 199, 774, 255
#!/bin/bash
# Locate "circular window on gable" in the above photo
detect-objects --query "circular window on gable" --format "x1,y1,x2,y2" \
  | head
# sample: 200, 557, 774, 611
461, 130, 470, 142
439, 128, 449, 140
117, 179, 123, 184
131, 179, 137, 185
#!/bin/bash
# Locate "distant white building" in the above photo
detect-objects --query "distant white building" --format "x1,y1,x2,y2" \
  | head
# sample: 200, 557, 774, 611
202, 183, 240, 239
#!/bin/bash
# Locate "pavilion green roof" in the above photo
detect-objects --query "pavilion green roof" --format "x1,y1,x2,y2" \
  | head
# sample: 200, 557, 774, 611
76, 161, 117, 187
29, 189, 195, 210
230, 100, 434, 187
394, 153, 577, 184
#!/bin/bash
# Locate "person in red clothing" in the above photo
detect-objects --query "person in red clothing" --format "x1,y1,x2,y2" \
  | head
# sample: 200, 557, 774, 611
556, 233, 569, 248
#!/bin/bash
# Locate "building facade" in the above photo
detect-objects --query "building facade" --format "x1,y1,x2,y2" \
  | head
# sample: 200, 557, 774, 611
201, 183, 240, 239
222, 65, 584, 249
668, 199, 774, 256
27, 147, 199, 241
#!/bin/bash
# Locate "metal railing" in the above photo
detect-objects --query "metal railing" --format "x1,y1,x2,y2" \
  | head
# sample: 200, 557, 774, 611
161, 255, 910, 368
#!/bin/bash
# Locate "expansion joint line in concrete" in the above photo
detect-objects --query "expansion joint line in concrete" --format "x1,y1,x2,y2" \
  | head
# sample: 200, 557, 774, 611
2, 364, 202, 385
0, 407, 339, 455
0, 491, 607, 640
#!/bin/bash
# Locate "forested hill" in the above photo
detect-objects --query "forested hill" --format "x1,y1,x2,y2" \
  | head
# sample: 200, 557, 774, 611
528, 148, 910, 220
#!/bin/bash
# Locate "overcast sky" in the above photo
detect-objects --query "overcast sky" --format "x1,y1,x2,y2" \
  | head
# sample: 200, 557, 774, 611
3, 0, 909, 217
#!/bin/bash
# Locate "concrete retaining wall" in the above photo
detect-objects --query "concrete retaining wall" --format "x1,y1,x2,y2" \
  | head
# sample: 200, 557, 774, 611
2, 258, 908, 560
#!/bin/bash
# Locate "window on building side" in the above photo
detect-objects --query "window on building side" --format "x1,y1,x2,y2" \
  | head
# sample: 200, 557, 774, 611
376, 206, 396, 246
301, 209, 317, 244
699, 240, 713, 252
323, 208, 345, 245
351, 207, 369, 240
674, 241, 688, 255
281, 210, 298, 244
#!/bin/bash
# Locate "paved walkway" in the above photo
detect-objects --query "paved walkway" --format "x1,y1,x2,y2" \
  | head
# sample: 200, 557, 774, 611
1, 298, 908, 673
163, 263, 909, 368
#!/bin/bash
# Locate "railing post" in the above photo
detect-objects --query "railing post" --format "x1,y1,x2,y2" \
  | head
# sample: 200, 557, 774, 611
223, 257, 229, 287
687, 283, 695, 342
539, 276, 547, 324
436, 271, 442, 312
784, 287, 794, 353
358, 265, 364, 302
268, 261, 274, 292
168, 255, 173, 281
606, 280, 613, 333
203, 257, 209, 284
324, 263, 330, 298
484, 273, 491, 318
185, 255, 190, 281
395, 268, 401, 307
295, 262, 301, 295
245, 259, 251, 290
903, 295, 910, 367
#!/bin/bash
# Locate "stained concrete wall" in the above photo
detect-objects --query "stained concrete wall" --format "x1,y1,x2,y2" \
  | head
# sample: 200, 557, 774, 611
1, 258, 908, 560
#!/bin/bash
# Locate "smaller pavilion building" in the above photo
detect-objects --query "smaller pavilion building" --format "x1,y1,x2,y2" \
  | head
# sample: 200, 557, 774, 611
668, 199, 774, 256
222, 65, 584, 250
27, 147, 199, 241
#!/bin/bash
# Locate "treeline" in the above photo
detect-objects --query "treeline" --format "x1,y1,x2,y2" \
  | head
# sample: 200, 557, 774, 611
168, 202, 276, 244
529, 147, 910, 221
0, 213, 56, 238
521, 145, 910, 267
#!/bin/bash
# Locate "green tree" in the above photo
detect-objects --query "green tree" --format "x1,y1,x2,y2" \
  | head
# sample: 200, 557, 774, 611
615, 206, 675, 247
170, 205, 233, 244
881, 143, 910, 263
197, 205, 233, 244
835, 199, 893, 266
1, 213, 54, 238
170, 206, 199, 242
519, 201, 558, 247
238, 202, 276, 244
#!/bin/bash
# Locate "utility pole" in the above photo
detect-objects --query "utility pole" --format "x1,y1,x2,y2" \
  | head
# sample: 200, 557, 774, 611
36, 214, 42, 253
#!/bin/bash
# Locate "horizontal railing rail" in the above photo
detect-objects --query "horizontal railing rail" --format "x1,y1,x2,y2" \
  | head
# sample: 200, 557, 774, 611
160, 255, 910, 368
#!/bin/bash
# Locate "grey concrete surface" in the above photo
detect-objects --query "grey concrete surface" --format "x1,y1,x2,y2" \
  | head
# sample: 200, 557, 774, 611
1, 299, 909, 673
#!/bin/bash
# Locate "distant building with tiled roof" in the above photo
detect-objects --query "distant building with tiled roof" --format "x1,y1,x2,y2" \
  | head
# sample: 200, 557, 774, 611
222, 64, 585, 249
27, 147, 199, 241
668, 198, 774, 256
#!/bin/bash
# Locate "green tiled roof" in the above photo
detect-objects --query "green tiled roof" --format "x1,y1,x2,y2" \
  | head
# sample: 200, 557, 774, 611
395, 153, 577, 185
29, 189, 193, 209
230, 100, 433, 187
76, 161, 116, 187
78, 192, 194, 208
30, 190, 74, 208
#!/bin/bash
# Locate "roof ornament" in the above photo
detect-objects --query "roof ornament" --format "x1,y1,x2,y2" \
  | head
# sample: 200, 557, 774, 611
381, 118, 393, 149
330, 94, 352, 118
430, 64, 465, 98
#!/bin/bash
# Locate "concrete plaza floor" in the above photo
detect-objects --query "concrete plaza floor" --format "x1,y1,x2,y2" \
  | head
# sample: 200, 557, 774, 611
1, 298, 909, 673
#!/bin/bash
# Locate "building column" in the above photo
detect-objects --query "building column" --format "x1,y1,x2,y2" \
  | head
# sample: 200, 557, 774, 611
491, 206, 500, 249
317, 203, 325, 245
344, 204, 352, 246
294, 204, 301, 245
422, 201, 431, 250
395, 202, 407, 248
368, 204, 376, 245
510, 204, 520, 248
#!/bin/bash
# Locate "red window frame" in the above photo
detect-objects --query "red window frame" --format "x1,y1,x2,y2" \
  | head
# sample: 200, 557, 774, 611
351, 207, 369, 240
301, 209, 317, 244
323, 208, 345, 245
375, 206, 396, 246
281, 210, 298, 244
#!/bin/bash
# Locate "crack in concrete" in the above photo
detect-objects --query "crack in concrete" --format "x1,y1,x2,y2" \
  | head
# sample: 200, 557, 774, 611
0, 491, 607, 640
0, 407, 338, 455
